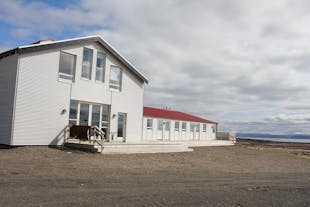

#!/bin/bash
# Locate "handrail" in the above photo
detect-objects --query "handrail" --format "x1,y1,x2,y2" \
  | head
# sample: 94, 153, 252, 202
91, 126, 105, 151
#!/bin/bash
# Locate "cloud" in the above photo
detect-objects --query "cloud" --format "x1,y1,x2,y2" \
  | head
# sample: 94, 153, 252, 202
1, 0, 310, 134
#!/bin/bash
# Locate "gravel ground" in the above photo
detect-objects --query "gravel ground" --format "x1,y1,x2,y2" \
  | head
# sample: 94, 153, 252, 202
0, 142, 309, 207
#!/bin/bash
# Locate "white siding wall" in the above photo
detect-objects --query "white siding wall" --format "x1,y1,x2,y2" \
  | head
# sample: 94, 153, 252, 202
12, 42, 144, 145
13, 50, 71, 145
143, 117, 216, 141
0, 54, 18, 145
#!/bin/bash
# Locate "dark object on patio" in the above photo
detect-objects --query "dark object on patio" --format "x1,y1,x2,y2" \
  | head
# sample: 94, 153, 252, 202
70, 125, 91, 141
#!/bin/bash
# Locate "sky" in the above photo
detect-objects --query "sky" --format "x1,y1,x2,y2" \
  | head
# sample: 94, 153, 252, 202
1, 0, 310, 134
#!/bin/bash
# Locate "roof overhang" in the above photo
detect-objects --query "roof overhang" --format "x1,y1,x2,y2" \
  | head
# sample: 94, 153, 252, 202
0, 35, 148, 84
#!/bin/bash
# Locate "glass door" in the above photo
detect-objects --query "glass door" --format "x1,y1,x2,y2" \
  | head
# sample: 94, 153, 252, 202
117, 113, 127, 141
79, 103, 90, 126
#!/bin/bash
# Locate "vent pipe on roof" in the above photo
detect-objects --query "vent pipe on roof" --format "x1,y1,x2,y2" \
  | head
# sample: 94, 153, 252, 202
31, 39, 55, 45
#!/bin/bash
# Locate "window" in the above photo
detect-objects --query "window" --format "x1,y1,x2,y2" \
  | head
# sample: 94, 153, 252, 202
165, 121, 170, 131
109, 66, 122, 91
101, 105, 110, 138
202, 124, 207, 132
96, 52, 106, 82
58, 52, 76, 81
175, 121, 180, 131
158, 120, 163, 130
212, 125, 216, 133
82, 47, 93, 79
91, 105, 101, 127
190, 123, 195, 132
147, 119, 153, 129
196, 124, 200, 132
182, 122, 187, 131
79, 103, 90, 126
69, 100, 78, 125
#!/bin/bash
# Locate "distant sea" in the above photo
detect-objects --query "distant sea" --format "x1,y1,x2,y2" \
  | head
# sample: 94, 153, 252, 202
237, 133, 310, 143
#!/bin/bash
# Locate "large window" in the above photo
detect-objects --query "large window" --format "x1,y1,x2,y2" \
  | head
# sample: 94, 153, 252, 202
79, 103, 90, 126
91, 105, 101, 127
101, 105, 110, 136
175, 121, 180, 131
147, 119, 153, 130
96, 52, 106, 82
182, 122, 187, 131
58, 51, 76, 81
158, 120, 163, 130
69, 100, 110, 139
202, 124, 207, 132
109, 66, 122, 91
82, 47, 93, 79
69, 100, 78, 125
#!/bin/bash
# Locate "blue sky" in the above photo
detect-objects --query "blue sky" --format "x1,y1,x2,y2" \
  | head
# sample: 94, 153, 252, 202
1, 0, 310, 134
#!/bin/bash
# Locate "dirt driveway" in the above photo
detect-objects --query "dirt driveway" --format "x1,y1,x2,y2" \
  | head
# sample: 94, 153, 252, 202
0, 144, 309, 207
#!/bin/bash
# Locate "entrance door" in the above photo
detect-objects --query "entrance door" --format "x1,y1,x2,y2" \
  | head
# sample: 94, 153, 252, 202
163, 121, 170, 140
193, 124, 200, 140
117, 113, 127, 142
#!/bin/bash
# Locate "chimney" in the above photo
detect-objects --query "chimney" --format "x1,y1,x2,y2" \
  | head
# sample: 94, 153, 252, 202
31, 39, 55, 45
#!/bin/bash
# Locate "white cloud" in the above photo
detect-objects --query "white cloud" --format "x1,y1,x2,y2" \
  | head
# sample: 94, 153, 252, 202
1, 0, 310, 134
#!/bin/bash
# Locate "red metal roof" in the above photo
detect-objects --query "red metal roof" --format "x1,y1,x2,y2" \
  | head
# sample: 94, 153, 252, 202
143, 107, 217, 124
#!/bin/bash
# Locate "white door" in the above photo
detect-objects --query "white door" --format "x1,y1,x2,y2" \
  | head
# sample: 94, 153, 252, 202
163, 121, 170, 140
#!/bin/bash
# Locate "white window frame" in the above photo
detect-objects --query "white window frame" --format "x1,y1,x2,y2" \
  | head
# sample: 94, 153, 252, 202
158, 120, 164, 130
202, 124, 207, 132
81, 47, 93, 80
175, 121, 180, 131
58, 51, 76, 82
165, 121, 170, 131
109, 65, 122, 91
190, 123, 195, 132
95, 51, 106, 82
196, 123, 200, 132
182, 122, 187, 131
146, 119, 153, 130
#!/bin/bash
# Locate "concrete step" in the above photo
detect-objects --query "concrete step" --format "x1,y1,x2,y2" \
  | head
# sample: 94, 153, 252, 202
102, 143, 193, 154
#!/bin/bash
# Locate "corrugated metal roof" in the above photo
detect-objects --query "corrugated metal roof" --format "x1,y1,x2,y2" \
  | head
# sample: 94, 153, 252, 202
143, 106, 217, 124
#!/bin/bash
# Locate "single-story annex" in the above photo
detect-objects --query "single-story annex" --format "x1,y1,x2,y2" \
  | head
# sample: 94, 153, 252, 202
0, 35, 222, 148
143, 107, 217, 141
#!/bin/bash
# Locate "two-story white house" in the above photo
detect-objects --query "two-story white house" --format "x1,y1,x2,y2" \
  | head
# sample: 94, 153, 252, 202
0, 35, 148, 146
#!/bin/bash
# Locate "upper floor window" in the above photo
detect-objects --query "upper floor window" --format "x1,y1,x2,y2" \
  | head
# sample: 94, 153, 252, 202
147, 119, 153, 130
175, 121, 180, 131
182, 122, 187, 131
58, 51, 76, 82
202, 124, 207, 132
82, 47, 93, 80
110, 66, 122, 91
96, 52, 106, 82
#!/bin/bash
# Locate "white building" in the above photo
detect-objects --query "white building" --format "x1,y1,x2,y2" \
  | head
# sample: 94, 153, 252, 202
143, 107, 217, 141
0, 35, 148, 146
